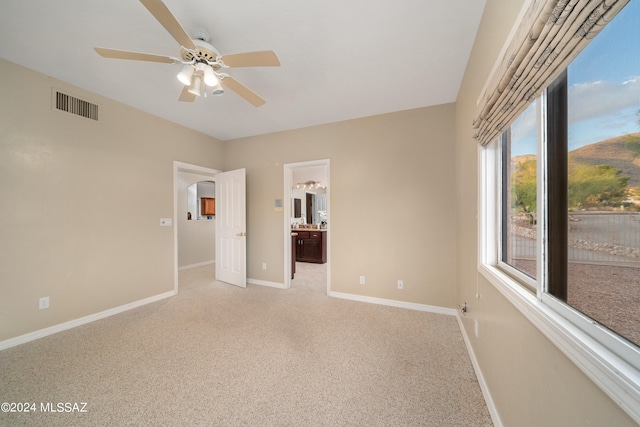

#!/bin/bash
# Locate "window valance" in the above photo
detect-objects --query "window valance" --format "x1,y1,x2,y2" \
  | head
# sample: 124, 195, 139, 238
473, 0, 629, 146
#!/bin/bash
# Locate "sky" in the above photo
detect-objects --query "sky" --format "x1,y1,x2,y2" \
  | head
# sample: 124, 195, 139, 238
511, 0, 640, 156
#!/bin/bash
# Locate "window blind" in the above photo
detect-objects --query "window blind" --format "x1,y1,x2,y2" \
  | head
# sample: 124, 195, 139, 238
473, 0, 629, 146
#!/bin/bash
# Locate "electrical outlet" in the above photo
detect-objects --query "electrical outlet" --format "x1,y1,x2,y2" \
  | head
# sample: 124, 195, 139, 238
39, 297, 49, 310
359, 276, 365, 285
474, 319, 479, 338
397, 280, 403, 290
160, 218, 172, 227
262, 262, 267, 270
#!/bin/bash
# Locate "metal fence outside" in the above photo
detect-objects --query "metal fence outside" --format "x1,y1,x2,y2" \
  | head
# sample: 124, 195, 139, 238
509, 211, 640, 266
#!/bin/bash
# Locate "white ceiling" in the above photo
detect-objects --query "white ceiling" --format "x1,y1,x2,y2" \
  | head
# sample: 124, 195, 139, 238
0, 0, 486, 141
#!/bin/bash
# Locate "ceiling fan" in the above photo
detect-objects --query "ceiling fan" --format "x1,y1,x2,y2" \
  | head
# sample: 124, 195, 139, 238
94, 0, 280, 106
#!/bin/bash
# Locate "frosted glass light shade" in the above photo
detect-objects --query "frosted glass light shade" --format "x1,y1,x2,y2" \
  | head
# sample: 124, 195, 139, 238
177, 65, 194, 86
203, 66, 219, 87
211, 82, 224, 96
188, 75, 202, 96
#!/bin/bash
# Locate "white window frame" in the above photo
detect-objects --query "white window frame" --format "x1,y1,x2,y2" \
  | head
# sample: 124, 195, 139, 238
478, 91, 640, 423
495, 100, 543, 295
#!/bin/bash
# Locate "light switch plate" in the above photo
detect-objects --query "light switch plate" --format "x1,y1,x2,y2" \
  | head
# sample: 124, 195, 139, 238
160, 218, 172, 227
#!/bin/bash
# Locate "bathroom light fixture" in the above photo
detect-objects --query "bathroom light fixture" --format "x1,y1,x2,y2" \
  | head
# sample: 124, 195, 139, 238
295, 181, 325, 190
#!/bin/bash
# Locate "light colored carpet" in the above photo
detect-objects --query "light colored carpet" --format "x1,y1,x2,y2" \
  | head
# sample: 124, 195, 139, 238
0, 265, 492, 426
290, 261, 327, 293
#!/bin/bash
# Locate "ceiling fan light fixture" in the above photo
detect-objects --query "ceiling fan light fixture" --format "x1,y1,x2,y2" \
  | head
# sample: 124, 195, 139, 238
188, 75, 203, 96
203, 66, 219, 87
194, 62, 207, 73
177, 64, 194, 86
211, 82, 224, 96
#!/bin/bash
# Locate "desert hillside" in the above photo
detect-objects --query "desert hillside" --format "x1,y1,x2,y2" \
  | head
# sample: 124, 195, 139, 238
570, 132, 640, 187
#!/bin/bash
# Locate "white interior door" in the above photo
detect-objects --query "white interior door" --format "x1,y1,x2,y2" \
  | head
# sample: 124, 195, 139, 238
215, 168, 246, 287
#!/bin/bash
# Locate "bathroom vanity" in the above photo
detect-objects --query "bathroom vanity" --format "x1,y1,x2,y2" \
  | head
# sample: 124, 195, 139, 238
292, 227, 327, 264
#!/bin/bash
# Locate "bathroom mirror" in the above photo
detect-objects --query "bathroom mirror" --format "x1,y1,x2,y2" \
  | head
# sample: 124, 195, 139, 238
291, 188, 326, 224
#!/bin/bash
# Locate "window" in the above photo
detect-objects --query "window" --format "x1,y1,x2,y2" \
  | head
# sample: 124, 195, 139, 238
560, 9, 640, 346
498, 0, 640, 349
482, 1, 640, 421
500, 101, 539, 288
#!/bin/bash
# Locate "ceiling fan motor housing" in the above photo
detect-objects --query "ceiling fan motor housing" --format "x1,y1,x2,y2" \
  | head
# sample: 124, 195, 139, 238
180, 38, 222, 70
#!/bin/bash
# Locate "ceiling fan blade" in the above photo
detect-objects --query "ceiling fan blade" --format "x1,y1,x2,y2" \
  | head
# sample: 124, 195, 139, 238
139, 0, 196, 50
222, 76, 266, 107
178, 86, 197, 102
94, 47, 175, 63
222, 51, 280, 68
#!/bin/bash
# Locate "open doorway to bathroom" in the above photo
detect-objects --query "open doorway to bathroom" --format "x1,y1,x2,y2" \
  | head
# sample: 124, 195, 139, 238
283, 160, 330, 293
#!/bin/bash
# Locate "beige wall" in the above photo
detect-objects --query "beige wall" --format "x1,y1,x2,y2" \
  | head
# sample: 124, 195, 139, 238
2, 6, 634, 422
0, 59, 224, 341
454, 1, 637, 425
225, 105, 458, 307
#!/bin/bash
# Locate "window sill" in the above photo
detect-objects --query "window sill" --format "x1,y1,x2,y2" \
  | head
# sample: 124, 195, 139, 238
479, 263, 640, 424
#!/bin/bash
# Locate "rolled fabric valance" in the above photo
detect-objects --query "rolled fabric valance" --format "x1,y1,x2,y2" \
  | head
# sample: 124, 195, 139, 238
473, 0, 629, 146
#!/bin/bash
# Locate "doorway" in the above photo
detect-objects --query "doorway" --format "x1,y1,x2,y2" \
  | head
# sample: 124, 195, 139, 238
173, 161, 220, 293
283, 160, 330, 293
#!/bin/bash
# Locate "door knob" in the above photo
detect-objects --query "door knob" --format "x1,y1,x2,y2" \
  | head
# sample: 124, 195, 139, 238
236, 232, 246, 237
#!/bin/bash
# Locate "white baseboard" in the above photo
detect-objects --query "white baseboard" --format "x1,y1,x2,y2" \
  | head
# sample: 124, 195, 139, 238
0, 290, 177, 351
328, 291, 457, 316
248, 278, 287, 289
455, 313, 502, 427
178, 260, 215, 271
